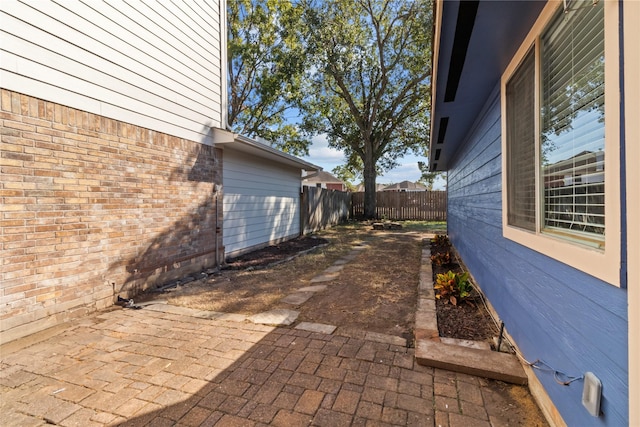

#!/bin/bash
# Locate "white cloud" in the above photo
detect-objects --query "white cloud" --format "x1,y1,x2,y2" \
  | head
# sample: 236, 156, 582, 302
379, 160, 422, 184
302, 134, 345, 171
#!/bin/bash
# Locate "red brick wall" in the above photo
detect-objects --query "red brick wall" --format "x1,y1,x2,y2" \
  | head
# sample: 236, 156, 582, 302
326, 183, 345, 192
0, 90, 223, 343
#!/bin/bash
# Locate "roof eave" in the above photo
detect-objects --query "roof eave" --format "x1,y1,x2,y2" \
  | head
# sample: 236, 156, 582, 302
226, 134, 321, 172
429, 0, 545, 172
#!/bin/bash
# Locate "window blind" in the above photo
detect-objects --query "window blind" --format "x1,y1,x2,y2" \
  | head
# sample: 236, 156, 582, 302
540, 2, 605, 243
506, 49, 536, 231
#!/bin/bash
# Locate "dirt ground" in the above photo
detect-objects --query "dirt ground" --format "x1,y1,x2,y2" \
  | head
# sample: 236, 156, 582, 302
138, 222, 434, 339
138, 221, 496, 342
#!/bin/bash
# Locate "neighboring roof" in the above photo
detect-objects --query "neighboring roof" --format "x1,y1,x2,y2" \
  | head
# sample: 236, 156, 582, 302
302, 170, 344, 184
382, 181, 427, 191
217, 132, 321, 172
355, 183, 387, 192
428, 0, 544, 172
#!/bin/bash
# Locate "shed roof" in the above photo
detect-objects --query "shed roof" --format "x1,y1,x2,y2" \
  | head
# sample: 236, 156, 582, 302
216, 131, 320, 172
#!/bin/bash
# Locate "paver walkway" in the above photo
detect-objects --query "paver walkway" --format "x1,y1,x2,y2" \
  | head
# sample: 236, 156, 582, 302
0, 304, 530, 427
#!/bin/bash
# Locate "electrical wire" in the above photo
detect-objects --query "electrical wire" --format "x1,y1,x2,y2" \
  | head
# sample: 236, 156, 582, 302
522, 358, 584, 386
449, 247, 584, 387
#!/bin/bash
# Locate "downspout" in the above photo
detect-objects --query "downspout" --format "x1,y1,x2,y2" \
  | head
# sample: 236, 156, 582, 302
215, 191, 220, 268
221, 0, 233, 132
217, 0, 232, 269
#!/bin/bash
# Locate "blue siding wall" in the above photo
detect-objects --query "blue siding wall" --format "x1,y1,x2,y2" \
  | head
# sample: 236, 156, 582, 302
447, 88, 628, 426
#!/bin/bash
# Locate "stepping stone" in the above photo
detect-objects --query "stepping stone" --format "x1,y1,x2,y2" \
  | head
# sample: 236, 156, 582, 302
310, 271, 340, 283
295, 322, 337, 334
333, 259, 349, 266
248, 309, 299, 326
298, 285, 328, 292
323, 265, 344, 274
280, 292, 315, 305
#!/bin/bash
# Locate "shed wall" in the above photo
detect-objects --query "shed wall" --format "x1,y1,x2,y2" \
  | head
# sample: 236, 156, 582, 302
446, 88, 628, 426
222, 148, 301, 258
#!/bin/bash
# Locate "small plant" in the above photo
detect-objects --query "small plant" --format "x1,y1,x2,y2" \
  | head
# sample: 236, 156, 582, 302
430, 251, 452, 266
432, 234, 450, 246
434, 271, 457, 304
434, 270, 472, 306
456, 272, 472, 300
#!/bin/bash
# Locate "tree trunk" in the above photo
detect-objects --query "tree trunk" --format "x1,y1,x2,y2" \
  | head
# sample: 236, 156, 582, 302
363, 151, 377, 219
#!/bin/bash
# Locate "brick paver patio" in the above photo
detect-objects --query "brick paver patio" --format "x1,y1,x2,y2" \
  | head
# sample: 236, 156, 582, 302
1, 304, 540, 426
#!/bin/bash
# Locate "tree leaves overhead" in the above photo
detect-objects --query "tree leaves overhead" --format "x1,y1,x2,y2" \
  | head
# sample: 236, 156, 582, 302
228, 0, 434, 218
299, 0, 433, 217
228, 0, 308, 155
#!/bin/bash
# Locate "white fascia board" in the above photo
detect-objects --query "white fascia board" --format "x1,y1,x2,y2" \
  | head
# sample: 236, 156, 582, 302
227, 134, 321, 172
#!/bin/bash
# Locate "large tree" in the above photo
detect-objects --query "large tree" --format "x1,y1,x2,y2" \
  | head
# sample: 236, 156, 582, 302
299, 0, 433, 218
417, 161, 443, 190
227, 0, 308, 155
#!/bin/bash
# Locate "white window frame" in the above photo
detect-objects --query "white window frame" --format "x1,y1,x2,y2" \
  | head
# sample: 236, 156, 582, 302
501, 0, 621, 287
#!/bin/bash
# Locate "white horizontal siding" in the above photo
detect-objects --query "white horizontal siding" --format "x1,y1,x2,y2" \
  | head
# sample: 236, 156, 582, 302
0, 0, 223, 143
223, 149, 302, 257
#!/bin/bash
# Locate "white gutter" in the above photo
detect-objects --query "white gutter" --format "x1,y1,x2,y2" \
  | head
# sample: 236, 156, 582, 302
225, 134, 321, 172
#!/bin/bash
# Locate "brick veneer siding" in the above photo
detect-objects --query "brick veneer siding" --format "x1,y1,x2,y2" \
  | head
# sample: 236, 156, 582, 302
0, 90, 223, 344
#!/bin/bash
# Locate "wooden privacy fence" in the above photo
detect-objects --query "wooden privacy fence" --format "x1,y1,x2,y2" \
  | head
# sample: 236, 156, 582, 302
351, 191, 447, 221
301, 186, 351, 234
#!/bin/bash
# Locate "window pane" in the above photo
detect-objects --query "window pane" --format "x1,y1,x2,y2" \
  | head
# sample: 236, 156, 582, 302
506, 49, 536, 231
541, 2, 604, 246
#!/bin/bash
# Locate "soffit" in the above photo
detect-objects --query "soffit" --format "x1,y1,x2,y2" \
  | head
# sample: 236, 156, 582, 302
429, 0, 545, 171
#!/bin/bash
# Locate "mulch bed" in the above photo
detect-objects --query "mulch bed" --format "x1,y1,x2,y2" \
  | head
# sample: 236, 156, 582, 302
224, 235, 329, 270
431, 236, 499, 343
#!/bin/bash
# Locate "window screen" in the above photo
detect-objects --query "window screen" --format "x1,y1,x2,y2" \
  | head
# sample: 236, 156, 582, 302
506, 49, 536, 232
540, 4, 605, 244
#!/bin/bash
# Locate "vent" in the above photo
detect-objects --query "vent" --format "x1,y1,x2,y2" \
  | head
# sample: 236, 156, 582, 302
444, 1, 479, 102
437, 117, 449, 144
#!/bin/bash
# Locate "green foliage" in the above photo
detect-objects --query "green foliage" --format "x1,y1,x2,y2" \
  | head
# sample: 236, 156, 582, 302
331, 164, 360, 192
417, 161, 445, 190
456, 272, 472, 300
400, 221, 446, 232
227, 0, 309, 155
298, 0, 434, 218
434, 270, 471, 306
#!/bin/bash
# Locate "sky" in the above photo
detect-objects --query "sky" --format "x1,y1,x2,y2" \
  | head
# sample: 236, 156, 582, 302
300, 134, 447, 190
